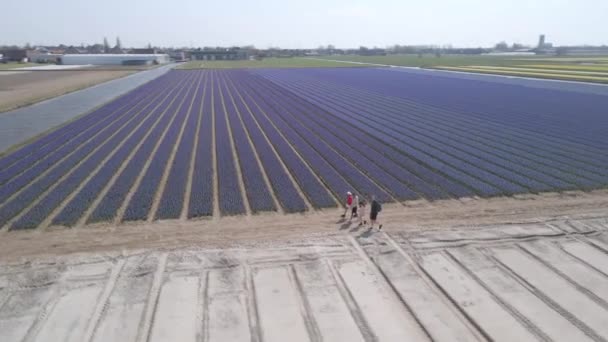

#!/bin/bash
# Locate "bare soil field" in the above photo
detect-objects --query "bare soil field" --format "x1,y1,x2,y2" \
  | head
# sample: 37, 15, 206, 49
0, 201, 606, 341
1, 189, 607, 262
0, 70, 134, 112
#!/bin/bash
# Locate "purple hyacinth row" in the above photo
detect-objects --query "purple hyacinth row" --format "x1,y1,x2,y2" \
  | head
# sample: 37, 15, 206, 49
248, 75, 451, 200
51, 74, 186, 226
188, 72, 214, 218
227, 72, 337, 209
87, 72, 197, 224
155, 71, 205, 220
255, 68, 608, 196
122, 72, 200, 222
217, 74, 276, 213
212, 72, 246, 215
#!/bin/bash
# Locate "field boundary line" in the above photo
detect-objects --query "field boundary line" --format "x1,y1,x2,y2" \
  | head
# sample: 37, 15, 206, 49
382, 232, 488, 341
70, 72, 193, 227
114, 73, 199, 224
182, 72, 208, 220
135, 253, 167, 342
226, 73, 313, 212
40, 75, 190, 229
149, 71, 204, 222
221, 72, 284, 214
216, 72, 252, 216
83, 258, 127, 342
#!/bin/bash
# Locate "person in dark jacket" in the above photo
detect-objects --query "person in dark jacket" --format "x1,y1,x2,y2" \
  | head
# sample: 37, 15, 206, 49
369, 195, 383, 230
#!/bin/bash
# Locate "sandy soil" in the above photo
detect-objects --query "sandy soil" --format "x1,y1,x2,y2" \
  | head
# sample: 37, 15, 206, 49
0, 189, 606, 262
0, 216, 606, 341
0, 70, 134, 112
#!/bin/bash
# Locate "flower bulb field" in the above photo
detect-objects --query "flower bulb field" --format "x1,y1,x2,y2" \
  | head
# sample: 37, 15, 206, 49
1, 67, 607, 230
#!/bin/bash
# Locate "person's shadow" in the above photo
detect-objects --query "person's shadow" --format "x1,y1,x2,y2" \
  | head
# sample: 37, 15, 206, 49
339, 221, 351, 230
357, 228, 374, 239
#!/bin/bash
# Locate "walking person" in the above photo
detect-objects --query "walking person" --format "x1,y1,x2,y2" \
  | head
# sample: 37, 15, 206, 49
341, 191, 353, 218
349, 194, 359, 221
358, 198, 367, 226
369, 195, 383, 230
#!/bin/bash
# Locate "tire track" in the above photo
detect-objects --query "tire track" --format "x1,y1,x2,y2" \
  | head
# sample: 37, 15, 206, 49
382, 233, 488, 341
83, 259, 127, 342
135, 253, 167, 342
347, 235, 433, 341
287, 264, 322, 341
486, 247, 607, 341
244, 264, 262, 342
324, 259, 376, 342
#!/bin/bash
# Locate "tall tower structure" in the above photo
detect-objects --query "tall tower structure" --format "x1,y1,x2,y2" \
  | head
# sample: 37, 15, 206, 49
538, 34, 546, 49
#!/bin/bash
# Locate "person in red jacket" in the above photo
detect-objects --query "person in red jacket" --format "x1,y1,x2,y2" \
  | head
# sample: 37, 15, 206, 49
341, 191, 353, 218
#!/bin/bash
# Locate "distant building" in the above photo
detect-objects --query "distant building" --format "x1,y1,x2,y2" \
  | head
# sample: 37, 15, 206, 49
26, 50, 62, 63
59, 54, 170, 65
0, 49, 28, 62
131, 48, 158, 54
190, 48, 248, 61
168, 51, 187, 61
64, 46, 87, 54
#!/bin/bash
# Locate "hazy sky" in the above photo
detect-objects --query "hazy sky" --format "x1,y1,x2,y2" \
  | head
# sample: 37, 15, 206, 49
3, 0, 607, 48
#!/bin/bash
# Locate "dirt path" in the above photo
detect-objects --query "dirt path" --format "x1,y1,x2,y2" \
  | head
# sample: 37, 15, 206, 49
0, 190, 606, 262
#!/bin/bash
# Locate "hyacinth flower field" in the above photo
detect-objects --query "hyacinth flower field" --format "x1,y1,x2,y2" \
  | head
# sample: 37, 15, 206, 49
0, 68, 607, 230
